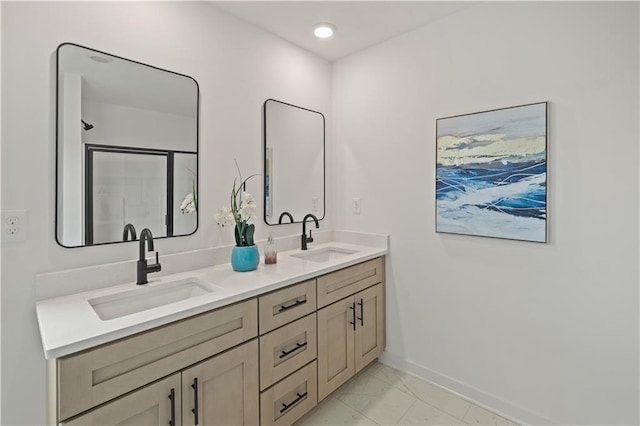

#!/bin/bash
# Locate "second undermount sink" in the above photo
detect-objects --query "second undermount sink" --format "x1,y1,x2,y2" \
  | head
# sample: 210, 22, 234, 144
89, 277, 218, 321
291, 246, 358, 263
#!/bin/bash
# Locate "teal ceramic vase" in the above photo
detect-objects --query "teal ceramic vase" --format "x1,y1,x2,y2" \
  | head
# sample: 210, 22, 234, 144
231, 245, 259, 272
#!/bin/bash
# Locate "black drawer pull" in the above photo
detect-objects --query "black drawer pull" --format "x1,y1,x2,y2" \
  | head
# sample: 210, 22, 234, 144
279, 341, 307, 359
278, 299, 306, 313
168, 388, 176, 426
357, 298, 364, 326
349, 302, 356, 331
280, 391, 308, 414
192, 378, 199, 425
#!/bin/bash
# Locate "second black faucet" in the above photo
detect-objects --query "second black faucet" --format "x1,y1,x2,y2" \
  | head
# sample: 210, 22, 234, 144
301, 213, 319, 250
137, 228, 161, 284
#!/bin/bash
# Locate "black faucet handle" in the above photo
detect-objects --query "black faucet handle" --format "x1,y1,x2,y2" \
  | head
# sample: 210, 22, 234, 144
147, 251, 162, 273
151, 252, 162, 272
307, 229, 314, 243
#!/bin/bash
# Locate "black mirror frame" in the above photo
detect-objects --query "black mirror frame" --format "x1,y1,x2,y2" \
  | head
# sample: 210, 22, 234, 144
55, 42, 200, 248
263, 98, 326, 226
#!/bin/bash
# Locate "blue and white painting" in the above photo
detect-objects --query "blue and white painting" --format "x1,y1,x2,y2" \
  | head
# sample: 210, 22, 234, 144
436, 102, 547, 243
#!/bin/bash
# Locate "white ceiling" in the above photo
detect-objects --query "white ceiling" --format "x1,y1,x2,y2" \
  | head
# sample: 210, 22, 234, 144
213, 1, 477, 62
60, 44, 197, 117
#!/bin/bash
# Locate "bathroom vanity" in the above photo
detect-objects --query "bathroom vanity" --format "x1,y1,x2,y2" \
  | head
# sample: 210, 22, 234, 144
37, 236, 387, 425
45, 40, 387, 426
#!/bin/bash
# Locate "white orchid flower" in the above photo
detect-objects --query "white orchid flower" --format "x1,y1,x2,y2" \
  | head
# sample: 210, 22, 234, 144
180, 192, 195, 214
215, 206, 234, 227
241, 192, 256, 206
240, 203, 256, 221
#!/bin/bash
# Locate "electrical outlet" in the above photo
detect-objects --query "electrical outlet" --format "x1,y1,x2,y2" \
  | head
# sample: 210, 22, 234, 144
1, 210, 28, 242
352, 198, 362, 215
311, 197, 319, 212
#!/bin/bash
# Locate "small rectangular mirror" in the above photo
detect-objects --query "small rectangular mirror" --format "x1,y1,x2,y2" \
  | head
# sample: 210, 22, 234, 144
263, 99, 325, 225
56, 43, 199, 247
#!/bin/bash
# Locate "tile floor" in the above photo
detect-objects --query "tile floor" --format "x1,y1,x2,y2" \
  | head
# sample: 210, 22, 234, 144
296, 363, 518, 426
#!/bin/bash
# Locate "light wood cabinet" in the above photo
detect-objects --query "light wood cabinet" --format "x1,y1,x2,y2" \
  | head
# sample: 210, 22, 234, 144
317, 296, 355, 400
317, 283, 384, 401
354, 283, 384, 372
182, 340, 259, 426
63, 340, 259, 426
62, 374, 181, 426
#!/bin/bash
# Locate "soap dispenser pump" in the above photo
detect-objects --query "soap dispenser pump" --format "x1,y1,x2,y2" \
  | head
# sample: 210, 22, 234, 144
265, 232, 277, 264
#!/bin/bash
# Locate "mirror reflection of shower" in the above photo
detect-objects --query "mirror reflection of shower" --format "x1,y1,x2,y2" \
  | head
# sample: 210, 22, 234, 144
81, 120, 94, 131
57, 43, 199, 248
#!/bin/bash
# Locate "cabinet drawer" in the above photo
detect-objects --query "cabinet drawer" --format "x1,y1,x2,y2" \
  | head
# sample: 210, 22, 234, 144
259, 280, 316, 334
58, 298, 258, 421
317, 257, 383, 308
260, 361, 317, 426
259, 313, 317, 390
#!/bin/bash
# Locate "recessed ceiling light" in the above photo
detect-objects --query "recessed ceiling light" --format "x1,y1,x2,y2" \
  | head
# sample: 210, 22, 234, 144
314, 23, 335, 39
89, 55, 112, 64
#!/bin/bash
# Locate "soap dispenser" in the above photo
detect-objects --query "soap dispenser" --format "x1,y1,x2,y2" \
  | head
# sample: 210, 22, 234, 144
265, 232, 277, 264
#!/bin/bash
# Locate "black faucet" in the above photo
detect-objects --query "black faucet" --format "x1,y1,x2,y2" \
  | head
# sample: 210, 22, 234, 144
301, 213, 319, 250
278, 212, 294, 224
122, 223, 137, 241
137, 228, 161, 285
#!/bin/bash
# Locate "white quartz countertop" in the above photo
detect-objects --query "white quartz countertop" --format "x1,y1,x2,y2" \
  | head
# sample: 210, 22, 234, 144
36, 239, 387, 359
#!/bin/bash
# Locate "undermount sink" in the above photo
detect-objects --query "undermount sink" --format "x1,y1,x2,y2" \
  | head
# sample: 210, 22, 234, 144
89, 277, 218, 321
290, 246, 358, 263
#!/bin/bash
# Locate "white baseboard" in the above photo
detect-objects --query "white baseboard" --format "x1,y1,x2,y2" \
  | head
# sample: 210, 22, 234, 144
379, 351, 556, 425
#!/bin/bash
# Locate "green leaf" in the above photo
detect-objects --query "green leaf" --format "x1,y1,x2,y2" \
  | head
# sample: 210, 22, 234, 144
234, 225, 242, 246
245, 224, 255, 246
192, 180, 197, 211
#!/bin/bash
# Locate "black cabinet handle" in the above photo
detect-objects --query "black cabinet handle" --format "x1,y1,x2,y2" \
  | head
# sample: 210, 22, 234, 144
280, 392, 308, 414
349, 302, 356, 331
168, 388, 176, 426
279, 341, 307, 359
192, 378, 199, 425
278, 299, 306, 313
357, 298, 364, 326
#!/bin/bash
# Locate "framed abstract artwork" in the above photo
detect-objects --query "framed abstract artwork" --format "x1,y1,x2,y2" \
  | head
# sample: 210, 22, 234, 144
436, 102, 548, 243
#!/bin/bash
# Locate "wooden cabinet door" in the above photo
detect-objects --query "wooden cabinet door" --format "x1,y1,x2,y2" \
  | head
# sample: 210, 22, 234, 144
317, 296, 356, 401
354, 283, 384, 372
182, 340, 259, 426
62, 373, 181, 426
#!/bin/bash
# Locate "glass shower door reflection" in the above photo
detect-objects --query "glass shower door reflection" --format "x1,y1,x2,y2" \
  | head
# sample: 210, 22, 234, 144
90, 151, 167, 244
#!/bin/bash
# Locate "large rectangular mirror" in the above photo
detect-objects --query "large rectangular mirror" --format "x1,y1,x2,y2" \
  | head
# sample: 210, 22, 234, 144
56, 43, 199, 247
263, 99, 325, 225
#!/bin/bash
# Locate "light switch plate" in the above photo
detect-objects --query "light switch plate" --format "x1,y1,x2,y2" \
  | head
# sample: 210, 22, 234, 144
352, 198, 361, 215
